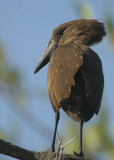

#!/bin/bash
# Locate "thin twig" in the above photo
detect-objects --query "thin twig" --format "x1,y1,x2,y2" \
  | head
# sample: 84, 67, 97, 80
60, 136, 78, 149
58, 147, 64, 160
55, 136, 63, 160
56, 132, 61, 145
56, 133, 78, 160
39, 149, 49, 160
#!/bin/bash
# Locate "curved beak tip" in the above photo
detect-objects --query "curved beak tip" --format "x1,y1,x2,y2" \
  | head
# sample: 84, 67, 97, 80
34, 40, 57, 75
34, 70, 37, 74
34, 66, 39, 74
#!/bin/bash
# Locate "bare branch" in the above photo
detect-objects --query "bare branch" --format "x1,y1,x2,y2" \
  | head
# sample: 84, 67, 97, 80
60, 136, 78, 149
56, 137, 63, 160
0, 138, 36, 160
0, 138, 92, 160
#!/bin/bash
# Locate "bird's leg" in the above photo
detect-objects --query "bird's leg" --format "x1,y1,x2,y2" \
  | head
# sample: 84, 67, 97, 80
79, 118, 84, 156
74, 118, 84, 157
51, 110, 60, 152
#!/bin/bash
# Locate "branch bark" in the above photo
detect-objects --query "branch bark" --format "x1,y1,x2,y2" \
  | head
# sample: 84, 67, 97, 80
0, 139, 35, 160
0, 138, 91, 160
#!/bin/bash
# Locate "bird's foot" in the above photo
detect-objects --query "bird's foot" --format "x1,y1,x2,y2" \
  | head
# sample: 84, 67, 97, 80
74, 151, 84, 157
50, 146, 55, 152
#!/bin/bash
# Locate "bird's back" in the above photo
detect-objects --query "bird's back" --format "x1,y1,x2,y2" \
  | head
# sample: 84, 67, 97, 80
47, 43, 104, 122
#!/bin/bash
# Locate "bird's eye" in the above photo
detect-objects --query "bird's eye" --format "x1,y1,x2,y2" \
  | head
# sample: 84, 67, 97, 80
56, 29, 64, 35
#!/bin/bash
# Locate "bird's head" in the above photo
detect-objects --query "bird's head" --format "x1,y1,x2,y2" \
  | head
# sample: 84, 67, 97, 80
34, 24, 67, 74
34, 19, 106, 74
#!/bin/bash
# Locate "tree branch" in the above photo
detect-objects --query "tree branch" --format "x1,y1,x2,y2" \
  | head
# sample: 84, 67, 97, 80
0, 139, 35, 160
0, 138, 91, 160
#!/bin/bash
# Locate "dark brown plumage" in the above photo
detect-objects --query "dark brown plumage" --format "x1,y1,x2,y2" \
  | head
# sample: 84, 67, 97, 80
34, 19, 106, 157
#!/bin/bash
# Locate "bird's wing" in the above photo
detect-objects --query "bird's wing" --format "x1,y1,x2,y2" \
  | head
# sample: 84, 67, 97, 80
47, 44, 104, 114
47, 44, 84, 111
78, 44, 104, 114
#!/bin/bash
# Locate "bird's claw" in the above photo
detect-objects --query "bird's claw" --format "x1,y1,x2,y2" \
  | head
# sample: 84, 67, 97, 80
74, 151, 84, 157
50, 146, 55, 152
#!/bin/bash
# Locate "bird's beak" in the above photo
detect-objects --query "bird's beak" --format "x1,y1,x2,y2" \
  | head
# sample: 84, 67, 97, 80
34, 40, 57, 74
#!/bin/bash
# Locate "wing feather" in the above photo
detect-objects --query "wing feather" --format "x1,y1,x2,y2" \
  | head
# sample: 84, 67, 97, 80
47, 44, 84, 111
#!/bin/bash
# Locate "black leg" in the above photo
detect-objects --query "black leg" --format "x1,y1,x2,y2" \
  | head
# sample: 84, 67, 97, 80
74, 118, 84, 157
79, 119, 84, 156
51, 110, 60, 152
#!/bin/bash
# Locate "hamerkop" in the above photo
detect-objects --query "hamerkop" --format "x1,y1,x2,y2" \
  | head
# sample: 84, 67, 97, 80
34, 19, 106, 157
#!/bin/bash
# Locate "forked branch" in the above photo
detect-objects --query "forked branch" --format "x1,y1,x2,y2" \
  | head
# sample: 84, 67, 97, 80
0, 138, 91, 160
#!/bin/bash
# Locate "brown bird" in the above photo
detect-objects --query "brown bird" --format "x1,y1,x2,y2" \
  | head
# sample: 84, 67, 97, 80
34, 19, 106, 157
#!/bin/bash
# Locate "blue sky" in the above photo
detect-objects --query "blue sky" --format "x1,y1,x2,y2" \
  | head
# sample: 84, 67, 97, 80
0, 0, 114, 159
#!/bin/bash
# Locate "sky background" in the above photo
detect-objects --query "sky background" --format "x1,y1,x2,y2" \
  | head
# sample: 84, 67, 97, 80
0, 0, 114, 159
